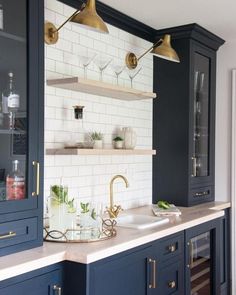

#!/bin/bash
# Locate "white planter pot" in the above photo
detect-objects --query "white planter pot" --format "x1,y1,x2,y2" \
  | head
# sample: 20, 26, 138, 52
93, 140, 103, 149
114, 141, 123, 149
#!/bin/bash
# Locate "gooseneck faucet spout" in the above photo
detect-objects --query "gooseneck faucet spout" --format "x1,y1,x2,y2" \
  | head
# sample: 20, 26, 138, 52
107, 175, 129, 218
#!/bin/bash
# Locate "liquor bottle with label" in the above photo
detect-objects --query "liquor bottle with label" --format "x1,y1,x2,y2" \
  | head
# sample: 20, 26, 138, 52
6, 160, 25, 200
2, 72, 20, 129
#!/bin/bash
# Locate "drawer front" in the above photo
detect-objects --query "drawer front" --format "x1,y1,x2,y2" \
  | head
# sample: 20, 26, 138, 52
159, 233, 183, 262
0, 218, 37, 249
190, 186, 214, 205
158, 260, 183, 295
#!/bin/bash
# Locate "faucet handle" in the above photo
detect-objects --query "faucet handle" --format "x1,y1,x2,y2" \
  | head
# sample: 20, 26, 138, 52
106, 204, 123, 218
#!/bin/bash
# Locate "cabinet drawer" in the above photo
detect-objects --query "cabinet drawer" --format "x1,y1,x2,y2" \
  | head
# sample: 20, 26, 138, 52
0, 218, 37, 249
190, 186, 214, 204
158, 260, 183, 294
159, 233, 183, 262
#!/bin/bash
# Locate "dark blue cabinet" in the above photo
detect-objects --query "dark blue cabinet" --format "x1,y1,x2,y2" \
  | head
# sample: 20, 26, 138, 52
0, 264, 63, 295
0, 0, 44, 256
153, 24, 224, 206
89, 244, 155, 295
0, 220, 228, 295
63, 233, 184, 295
185, 218, 221, 295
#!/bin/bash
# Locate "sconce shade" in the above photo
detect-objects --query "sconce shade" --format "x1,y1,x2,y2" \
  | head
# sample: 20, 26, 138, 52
151, 34, 180, 63
71, 0, 109, 34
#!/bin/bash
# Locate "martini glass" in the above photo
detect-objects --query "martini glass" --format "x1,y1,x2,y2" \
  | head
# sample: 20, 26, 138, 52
126, 66, 142, 88
110, 64, 126, 85
94, 56, 113, 82
80, 53, 97, 79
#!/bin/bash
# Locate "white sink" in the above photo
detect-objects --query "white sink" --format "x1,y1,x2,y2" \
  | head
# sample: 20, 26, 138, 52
116, 214, 169, 230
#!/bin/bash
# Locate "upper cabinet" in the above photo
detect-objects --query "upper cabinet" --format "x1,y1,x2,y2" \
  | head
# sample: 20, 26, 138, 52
0, 0, 44, 256
153, 24, 224, 206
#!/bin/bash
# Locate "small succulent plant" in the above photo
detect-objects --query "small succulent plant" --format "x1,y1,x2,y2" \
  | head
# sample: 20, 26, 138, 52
91, 132, 103, 141
113, 136, 123, 142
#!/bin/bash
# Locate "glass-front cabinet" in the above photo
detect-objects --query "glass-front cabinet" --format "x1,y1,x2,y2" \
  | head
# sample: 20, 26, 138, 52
153, 24, 224, 207
185, 220, 221, 295
0, 0, 43, 256
192, 54, 210, 179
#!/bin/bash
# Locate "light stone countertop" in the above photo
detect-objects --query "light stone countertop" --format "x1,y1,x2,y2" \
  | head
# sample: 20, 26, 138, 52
0, 201, 230, 282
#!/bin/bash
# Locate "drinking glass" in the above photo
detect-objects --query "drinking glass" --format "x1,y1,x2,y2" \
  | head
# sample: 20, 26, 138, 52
94, 56, 113, 81
126, 66, 142, 88
110, 64, 125, 85
78, 201, 104, 239
80, 53, 97, 79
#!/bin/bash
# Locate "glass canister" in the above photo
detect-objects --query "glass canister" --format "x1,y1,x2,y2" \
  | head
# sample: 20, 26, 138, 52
48, 185, 77, 233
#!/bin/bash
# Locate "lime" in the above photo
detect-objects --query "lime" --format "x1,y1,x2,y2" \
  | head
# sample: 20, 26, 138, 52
157, 200, 170, 209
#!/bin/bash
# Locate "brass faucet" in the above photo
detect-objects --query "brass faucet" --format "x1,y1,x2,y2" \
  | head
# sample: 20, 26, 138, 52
107, 175, 129, 218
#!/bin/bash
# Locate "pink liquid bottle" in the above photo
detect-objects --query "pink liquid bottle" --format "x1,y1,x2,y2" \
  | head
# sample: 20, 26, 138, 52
6, 160, 25, 200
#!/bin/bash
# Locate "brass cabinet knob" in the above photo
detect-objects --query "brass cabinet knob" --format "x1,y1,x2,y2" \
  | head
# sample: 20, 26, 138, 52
168, 280, 176, 289
168, 244, 176, 253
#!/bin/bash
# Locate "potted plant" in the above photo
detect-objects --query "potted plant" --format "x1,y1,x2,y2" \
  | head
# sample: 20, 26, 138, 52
91, 132, 103, 149
113, 136, 123, 149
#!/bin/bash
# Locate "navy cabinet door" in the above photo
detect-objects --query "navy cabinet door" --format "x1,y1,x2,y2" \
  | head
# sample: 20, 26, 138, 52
0, 269, 62, 295
89, 245, 157, 295
0, 0, 44, 256
185, 219, 221, 295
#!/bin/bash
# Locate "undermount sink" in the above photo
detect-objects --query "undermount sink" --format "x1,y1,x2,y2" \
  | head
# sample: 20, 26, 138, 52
116, 214, 169, 230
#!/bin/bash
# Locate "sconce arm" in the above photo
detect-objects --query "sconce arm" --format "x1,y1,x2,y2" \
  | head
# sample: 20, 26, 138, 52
137, 38, 163, 61
53, 2, 86, 33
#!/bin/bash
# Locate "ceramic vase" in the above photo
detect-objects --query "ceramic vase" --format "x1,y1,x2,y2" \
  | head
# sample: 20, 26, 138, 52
123, 127, 137, 149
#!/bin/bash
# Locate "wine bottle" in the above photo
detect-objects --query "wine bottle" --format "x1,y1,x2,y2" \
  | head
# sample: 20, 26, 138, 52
2, 72, 20, 129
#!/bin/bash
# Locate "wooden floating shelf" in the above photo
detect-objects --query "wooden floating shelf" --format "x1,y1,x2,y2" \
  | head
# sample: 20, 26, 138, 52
46, 148, 156, 156
46, 77, 157, 101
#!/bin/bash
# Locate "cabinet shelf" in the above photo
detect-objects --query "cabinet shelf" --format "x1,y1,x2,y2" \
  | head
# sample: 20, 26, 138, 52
46, 77, 157, 101
0, 129, 26, 135
0, 30, 26, 43
46, 148, 156, 156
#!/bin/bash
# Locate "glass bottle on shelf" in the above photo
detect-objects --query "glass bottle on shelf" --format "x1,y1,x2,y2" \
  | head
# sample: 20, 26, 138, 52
6, 160, 25, 200
2, 72, 20, 129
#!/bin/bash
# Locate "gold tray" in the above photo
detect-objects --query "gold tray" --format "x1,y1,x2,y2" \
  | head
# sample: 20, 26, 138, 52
44, 219, 116, 243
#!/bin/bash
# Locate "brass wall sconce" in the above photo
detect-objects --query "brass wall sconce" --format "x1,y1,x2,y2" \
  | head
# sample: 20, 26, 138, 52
125, 34, 180, 69
45, 0, 109, 45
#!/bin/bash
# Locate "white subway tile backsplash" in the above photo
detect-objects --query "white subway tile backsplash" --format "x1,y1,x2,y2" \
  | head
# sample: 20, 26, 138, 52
44, 0, 153, 210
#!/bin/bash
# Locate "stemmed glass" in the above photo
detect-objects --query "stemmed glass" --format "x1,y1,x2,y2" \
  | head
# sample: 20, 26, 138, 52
110, 64, 126, 85
126, 66, 142, 88
80, 53, 97, 79
94, 56, 113, 82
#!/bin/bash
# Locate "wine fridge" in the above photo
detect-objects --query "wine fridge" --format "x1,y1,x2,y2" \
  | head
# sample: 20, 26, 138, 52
186, 219, 221, 295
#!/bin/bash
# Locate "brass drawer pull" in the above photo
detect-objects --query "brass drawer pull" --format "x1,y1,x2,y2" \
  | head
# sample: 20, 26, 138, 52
187, 241, 194, 268
168, 244, 176, 253
0, 231, 16, 240
148, 258, 156, 289
53, 285, 62, 295
194, 191, 209, 197
191, 156, 197, 177
168, 280, 176, 289
32, 161, 40, 196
